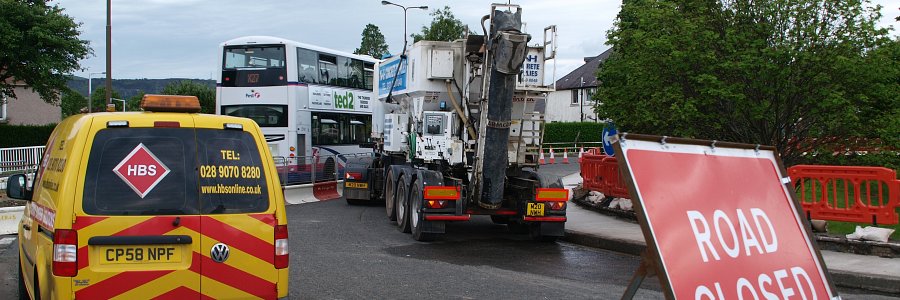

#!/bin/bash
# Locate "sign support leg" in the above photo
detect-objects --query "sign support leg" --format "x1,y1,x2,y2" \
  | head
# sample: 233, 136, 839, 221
621, 251, 658, 300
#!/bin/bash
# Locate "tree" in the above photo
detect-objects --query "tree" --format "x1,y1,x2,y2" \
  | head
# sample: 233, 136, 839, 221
91, 87, 121, 112
126, 91, 144, 112
411, 6, 470, 43
354, 24, 389, 58
0, 0, 91, 104
595, 0, 897, 166
161, 80, 215, 114
59, 89, 86, 117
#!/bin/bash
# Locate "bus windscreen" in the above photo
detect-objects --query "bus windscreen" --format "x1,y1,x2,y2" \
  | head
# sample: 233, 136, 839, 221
222, 45, 287, 87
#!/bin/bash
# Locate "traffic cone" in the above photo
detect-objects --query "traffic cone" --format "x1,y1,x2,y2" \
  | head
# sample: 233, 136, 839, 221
562, 148, 570, 164
549, 148, 556, 164
539, 149, 546, 164
578, 147, 585, 163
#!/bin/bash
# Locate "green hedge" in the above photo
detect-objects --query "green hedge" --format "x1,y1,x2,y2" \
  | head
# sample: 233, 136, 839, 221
0, 124, 56, 148
543, 122, 605, 144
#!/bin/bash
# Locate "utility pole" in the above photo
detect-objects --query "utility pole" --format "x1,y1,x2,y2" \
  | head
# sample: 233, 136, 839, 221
105, 0, 112, 106
579, 76, 584, 122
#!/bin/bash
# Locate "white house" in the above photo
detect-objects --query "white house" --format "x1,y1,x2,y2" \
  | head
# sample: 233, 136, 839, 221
546, 48, 613, 123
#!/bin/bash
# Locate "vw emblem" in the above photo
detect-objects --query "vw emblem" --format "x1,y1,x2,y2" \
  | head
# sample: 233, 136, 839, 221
210, 243, 230, 263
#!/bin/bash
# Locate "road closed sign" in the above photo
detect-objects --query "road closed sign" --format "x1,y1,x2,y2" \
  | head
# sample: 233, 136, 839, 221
616, 135, 838, 300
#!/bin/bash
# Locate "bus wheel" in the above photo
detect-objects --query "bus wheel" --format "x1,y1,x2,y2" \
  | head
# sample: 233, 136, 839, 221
321, 157, 336, 181
410, 179, 436, 241
385, 170, 397, 221
396, 177, 411, 233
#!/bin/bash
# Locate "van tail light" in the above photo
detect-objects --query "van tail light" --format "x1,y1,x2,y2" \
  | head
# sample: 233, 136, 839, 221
53, 229, 78, 277
274, 225, 289, 269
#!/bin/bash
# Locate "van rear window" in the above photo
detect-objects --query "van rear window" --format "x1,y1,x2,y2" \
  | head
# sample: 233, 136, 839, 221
197, 129, 270, 214
83, 128, 199, 215
82, 128, 270, 216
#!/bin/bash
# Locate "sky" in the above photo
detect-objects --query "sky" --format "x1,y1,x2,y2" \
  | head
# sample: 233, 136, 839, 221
56, 0, 899, 81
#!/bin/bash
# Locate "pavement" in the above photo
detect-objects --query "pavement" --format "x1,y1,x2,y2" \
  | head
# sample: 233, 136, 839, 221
557, 172, 900, 295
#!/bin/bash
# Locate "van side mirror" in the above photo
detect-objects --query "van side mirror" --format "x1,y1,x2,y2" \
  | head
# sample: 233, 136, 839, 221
6, 174, 32, 200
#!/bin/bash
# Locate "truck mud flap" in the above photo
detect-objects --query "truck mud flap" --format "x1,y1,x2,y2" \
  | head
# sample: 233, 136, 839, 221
421, 219, 446, 234
538, 221, 565, 237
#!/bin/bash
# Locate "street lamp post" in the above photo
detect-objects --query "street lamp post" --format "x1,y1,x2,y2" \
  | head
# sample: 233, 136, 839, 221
105, 0, 112, 107
381, 1, 428, 51
111, 98, 126, 112
88, 72, 106, 113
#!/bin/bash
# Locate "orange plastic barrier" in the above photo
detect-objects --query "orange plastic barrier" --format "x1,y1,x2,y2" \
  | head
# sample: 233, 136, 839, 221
313, 181, 341, 201
788, 165, 900, 225
580, 152, 630, 199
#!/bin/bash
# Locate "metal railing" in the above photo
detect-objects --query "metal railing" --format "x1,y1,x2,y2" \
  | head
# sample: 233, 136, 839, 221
0, 145, 44, 175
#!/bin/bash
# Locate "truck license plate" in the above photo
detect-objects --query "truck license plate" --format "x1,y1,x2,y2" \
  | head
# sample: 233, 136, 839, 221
526, 203, 545, 217
345, 182, 368, 188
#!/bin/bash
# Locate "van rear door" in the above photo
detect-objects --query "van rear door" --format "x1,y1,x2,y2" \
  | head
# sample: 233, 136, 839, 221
73, 117, 205, 298
194, 124, 280, 299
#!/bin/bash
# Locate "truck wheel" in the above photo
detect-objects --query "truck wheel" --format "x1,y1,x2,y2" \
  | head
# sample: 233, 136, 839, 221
507, 220, 529, 234
396, 177, 411, 233
490, 215, 509, 224
385, 170, 397, 221
529, 223, 559, 242
17, 259, 27, 300
410, 179, 436, 241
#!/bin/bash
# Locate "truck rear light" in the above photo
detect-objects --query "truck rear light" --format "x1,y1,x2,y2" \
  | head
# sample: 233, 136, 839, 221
548, 201, 566, 210
426, 200, 447, 209
424, 186, 460, 200
535, 188, 569, 202
53, 229, 78, 277
274, 225, 289, 269
346, 172, 362, 180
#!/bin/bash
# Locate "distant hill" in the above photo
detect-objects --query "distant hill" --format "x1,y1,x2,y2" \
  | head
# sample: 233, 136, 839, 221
67, 77, 216, 99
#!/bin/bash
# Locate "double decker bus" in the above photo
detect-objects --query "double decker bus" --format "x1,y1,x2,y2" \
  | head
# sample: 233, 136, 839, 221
215, 36, 380, 183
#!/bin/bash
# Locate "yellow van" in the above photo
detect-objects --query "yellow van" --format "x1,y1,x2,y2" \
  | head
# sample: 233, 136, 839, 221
5, 95, 289, 299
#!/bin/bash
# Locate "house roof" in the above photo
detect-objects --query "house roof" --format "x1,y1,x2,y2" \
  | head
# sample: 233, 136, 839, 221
554, 47, 613, 90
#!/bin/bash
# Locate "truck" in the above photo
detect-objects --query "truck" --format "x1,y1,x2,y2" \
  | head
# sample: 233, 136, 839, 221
344, 3, 568, 241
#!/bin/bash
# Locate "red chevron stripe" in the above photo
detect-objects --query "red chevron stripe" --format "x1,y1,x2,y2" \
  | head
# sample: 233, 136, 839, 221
152, 286, 215, 300
74, 270, 174, 299
181, 217, 274, 265
77, 246, 89, 270
113, 216, 200, 236
249, 213, 276, 226
73, 216, 109, 230
194, 252, 276, 298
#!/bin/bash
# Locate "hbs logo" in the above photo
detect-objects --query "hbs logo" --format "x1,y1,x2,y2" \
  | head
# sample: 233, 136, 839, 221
334, 91, 354, 109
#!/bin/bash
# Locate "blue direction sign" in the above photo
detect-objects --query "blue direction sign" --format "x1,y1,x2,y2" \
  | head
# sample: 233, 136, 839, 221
602, 123, 617, 156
